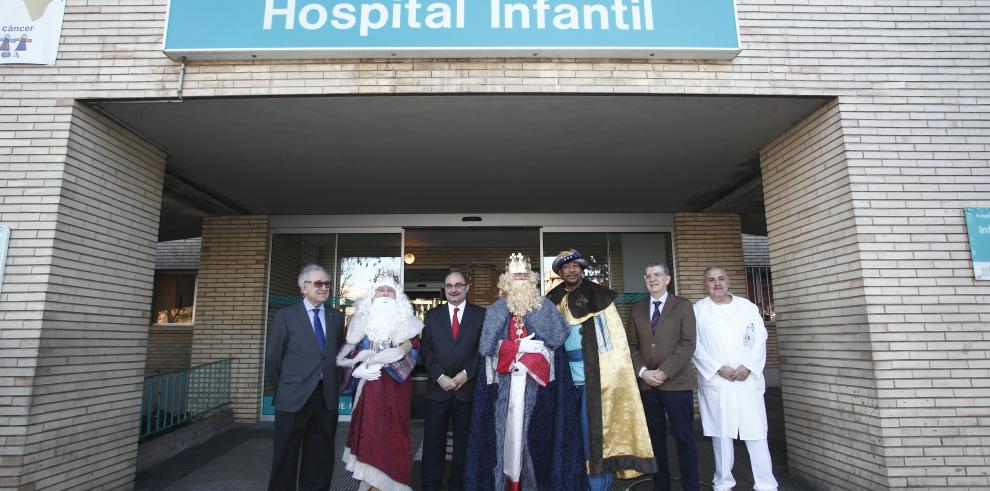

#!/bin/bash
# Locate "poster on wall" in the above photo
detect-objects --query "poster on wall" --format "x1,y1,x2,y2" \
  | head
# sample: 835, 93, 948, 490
965, 208, 990, 280
1, 0, 67, 65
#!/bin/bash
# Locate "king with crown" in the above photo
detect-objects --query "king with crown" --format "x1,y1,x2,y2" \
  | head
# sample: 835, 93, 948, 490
464, 253, 584, 491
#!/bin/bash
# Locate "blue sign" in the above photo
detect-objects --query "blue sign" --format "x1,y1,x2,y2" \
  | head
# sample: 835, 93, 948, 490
966, 208, 990, 280
164, 0, 739, 59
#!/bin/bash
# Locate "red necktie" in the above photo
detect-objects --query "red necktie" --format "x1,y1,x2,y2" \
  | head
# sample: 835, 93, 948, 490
451, 307, 460, 340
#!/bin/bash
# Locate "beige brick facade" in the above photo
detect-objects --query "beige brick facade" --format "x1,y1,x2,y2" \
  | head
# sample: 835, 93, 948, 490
0, 0, 987, 488
0, 103, 166, 489
673, 213, 747, 303
155, 238, 201, 270
191, 216, 271, 424
762, 101, 886, 488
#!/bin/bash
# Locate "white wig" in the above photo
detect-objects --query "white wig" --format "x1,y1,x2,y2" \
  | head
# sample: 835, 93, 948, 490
344, 276, 423, 346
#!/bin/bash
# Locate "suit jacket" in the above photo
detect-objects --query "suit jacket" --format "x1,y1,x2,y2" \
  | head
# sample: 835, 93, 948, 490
421, 302, 485, 402
626, 293, 697, 392
265, 301, 344, 413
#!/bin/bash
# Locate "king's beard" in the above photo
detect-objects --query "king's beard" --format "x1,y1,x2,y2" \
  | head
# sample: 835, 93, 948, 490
364, 297, 400, 346
500, 275, 543, 316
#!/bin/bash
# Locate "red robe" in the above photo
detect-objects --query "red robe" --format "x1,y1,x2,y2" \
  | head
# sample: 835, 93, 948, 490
344, 337, 420, 490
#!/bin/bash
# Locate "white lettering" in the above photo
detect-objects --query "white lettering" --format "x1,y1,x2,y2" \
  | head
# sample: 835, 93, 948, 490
584, 4, 608, 30
407, 0, 423, 28
630, 0, 641, 30
552, 3, 579, 30
359, 3, 389, 36
425, 3, 452, 28
611, 0, 628, 30
330, 3, 357, 29
533, 0, 549, 29
456, 0, 465, 28
503, 2, 530, 29
488, 0, 652, 31
299, 3, 328, 29
264, 0, 295, 30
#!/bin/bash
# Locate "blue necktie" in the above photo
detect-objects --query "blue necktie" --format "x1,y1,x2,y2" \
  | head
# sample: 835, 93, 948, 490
650, 301, 662, 336
312, 308, 326, 353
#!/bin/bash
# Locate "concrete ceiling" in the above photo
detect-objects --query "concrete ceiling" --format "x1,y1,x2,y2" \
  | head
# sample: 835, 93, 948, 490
92, 94, 830, 240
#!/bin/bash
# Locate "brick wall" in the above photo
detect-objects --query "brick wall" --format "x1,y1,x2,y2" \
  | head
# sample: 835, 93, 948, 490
743, 234, 771, 268
145, 327, 193, 374
191, 216, 270, 424
672, 213, 747, 303
0, 103, 166, 489
155, 238, 201, 270
762, 101, 885, 489
0, 0, 986, 488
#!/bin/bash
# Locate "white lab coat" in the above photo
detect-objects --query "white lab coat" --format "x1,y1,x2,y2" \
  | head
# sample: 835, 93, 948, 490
693, 295, 769, 440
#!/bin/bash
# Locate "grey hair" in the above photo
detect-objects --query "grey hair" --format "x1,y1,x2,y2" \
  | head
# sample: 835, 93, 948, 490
297, 264, 329, 286
644, 261, 670, 276
702, 265, 728, 282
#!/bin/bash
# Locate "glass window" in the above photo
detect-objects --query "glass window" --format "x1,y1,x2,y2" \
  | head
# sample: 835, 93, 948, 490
151, 271, 196, 324
263, 232, 402, 417
541, 232, 674, 323
542, 232, 611, 292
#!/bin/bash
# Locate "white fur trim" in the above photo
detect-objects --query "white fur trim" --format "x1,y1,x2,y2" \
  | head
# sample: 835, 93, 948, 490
336, 344, 374, 368
342, 447, 412, 491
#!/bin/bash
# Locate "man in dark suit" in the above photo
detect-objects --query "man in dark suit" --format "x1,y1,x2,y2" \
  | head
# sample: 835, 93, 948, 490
420, 271, 485, 491
265, 264, 344, 491
626, 261, 700, 491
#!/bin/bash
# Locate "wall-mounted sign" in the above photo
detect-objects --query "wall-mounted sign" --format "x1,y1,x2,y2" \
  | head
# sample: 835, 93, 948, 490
966, 208, 990, 280
0, 226, 9, 295
164, 0, 740, 60
1, 0, 66, 65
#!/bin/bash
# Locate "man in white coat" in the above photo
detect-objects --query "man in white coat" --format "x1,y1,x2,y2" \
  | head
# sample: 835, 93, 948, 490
692, 266, 778, 491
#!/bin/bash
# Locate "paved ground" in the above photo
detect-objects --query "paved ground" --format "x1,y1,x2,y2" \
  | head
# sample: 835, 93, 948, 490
136, 390, 814, 490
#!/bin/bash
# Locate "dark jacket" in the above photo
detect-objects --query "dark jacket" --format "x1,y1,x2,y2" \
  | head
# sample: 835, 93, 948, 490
626, 293, 697, 391
265, 301, 344, 412
421, 302, 485, 402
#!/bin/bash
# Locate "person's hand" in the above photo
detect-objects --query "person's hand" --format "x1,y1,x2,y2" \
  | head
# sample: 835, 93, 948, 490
717, 366, 735, 381
353, 363, 382, 381
451, 371, 468, 389
517, 334, 545, 354
733, 365, 751, 381
437, 374, 457, 391
655, 369, 669, 383
641, 369, 662, 387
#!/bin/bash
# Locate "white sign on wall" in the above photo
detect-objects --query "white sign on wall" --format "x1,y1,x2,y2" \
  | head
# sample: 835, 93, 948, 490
1, 0, 67, 65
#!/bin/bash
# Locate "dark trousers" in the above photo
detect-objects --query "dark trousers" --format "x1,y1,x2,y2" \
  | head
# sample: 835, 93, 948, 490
422, 397, 472, 491
641, 388, 699, 491
269, 383, 338, 491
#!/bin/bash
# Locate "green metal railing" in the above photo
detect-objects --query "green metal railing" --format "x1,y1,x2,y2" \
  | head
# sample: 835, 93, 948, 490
140, 359, 232, 440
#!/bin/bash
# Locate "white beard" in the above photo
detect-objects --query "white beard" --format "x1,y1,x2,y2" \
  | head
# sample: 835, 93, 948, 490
364, 297, 400, 346
506, 279, 543, 316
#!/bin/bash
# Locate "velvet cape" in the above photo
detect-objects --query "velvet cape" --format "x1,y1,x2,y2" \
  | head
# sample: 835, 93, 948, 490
547, 280, 658, 477
463, 298, 585, 491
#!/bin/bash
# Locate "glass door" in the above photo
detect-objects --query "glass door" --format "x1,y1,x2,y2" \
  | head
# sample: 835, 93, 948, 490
262, 231, 403, 418
540, 231, 674, 320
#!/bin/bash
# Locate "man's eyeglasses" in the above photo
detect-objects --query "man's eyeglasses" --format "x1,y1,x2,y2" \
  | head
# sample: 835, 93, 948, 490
444, 283, 467, 290
644, 273, 667, 280
305, 280, 332, 289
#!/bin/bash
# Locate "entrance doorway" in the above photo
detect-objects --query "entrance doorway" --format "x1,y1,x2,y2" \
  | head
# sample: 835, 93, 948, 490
260, 214, 674, 420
